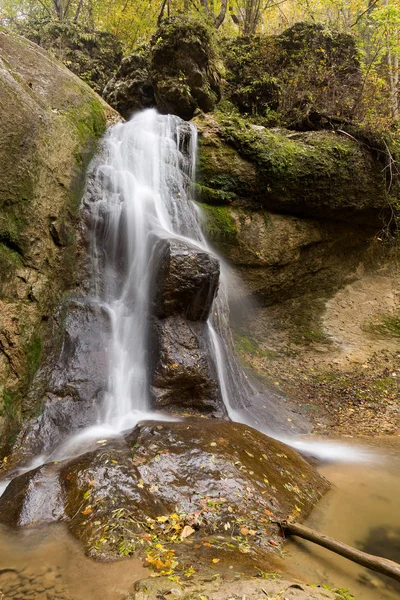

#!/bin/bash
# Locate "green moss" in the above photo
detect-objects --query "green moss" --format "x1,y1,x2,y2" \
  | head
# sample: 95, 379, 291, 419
64, 97, 107, 215
200, 204, 238, 242
215, 112, 386, 218
373, 376, 397, 393
234, 333, 267, 358
193, 183, 235, 205
0, 243, 23, 297
369, 313, 400, 338
26, 333, 42, 382
0, 388, 20, 451
333, 588, 356, 600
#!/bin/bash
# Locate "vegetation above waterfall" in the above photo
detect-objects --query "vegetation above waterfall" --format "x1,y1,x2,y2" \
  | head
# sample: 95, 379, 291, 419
2, 0, 400, 132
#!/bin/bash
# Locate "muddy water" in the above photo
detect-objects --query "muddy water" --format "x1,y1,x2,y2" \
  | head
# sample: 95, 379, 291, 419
285, 438, 400, 600
0, 524, 148, 600
0, 439, 399, 600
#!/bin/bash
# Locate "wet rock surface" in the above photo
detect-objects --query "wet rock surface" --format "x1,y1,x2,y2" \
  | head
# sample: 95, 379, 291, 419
7, 298, 111, 462
150, 318, 224, 415
0, 29, 116, 452
151, 238, 220, 321
0, 420, 329, 561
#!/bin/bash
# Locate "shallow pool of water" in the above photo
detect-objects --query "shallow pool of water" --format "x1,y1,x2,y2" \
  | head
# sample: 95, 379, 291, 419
284, 438, 400, 600
0, 438, 399, 600
0, 523, 148, 600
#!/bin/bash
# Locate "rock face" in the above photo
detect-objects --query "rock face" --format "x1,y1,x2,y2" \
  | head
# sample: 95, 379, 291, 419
195, 113, 388, 225
0, 420, 329, 561
11, 298, 111, 461
149, 237, 223, 415
104, 17, 221, 120
150, 317, 224, 415
0, 29, 116, 452
150, 238, 220, 321
194, 112, 390, 307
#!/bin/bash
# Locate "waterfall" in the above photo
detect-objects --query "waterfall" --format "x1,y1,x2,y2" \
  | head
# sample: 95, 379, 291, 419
85, 108, 248, 432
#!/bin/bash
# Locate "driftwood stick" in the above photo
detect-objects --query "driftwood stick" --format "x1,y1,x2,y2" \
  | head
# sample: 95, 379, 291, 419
280, 520, 400, 583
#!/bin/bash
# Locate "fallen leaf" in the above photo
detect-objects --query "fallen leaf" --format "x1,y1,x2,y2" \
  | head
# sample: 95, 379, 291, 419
212, 558, 220, 563
157, 516, 168, 523
81, 507, 93, 515
138, 479, 144, 489
181, 525, 195, 539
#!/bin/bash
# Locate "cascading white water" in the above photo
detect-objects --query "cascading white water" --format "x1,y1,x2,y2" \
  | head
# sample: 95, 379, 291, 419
88, 108, 247, 432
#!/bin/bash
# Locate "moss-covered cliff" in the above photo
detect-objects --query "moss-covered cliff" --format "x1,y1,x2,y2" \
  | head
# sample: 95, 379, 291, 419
0, 29, 117, 452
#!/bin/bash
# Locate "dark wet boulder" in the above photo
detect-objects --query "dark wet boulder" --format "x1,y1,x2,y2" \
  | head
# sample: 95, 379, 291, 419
8, 298, 111, 461
0, 419, 329, 563
150, 317, 224, 416
103, 49, 155, 119
150, 238, 220, 321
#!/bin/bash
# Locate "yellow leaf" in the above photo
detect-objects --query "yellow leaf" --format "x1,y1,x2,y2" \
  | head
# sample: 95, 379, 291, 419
156, 516, 168, 523
81, 507, 93, 515
138, 479, 144, 489
212, 558, 220, 563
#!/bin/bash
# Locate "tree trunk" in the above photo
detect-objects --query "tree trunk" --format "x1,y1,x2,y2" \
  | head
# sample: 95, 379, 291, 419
215, 0, 228, 28
280, 521, 400, 583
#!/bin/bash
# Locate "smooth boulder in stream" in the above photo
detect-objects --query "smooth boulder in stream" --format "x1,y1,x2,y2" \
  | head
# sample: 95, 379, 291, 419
0, 420, 329, 561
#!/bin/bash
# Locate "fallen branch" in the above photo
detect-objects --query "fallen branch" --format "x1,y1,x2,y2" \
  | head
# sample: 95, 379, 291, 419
279, 520, 400, 583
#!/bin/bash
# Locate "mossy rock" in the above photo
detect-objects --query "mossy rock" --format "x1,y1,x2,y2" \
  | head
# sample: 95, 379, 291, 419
12, 18, 123, 95
0, 28, 117, 453
0, 419, 329, 562
195, 112, 389, 226
222, 22, 361, 127
150, 16, 221, 120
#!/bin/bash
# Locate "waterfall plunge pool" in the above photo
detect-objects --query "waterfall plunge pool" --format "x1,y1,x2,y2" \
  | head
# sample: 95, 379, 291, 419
0, 438, 398, 600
